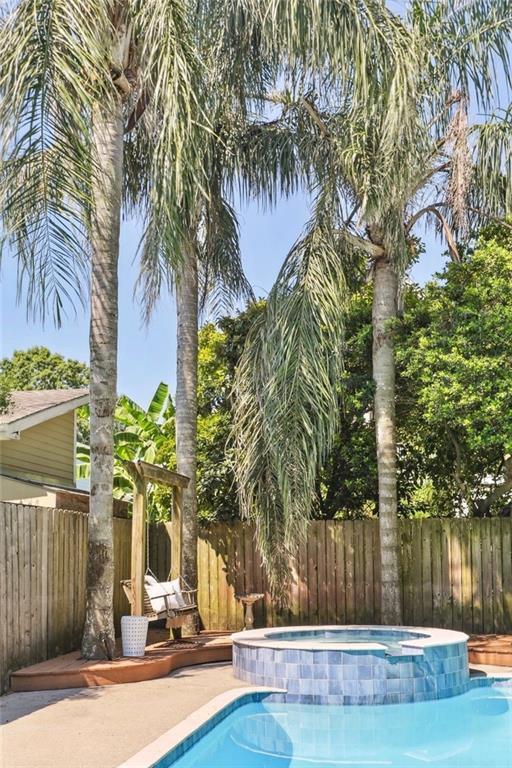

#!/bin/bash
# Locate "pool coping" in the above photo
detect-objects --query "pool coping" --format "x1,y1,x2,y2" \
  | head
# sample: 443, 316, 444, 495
116, 686, 282, 768
232, 625, 469, 654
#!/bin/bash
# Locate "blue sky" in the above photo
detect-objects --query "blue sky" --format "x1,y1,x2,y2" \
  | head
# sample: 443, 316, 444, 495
0, 194, 444, 406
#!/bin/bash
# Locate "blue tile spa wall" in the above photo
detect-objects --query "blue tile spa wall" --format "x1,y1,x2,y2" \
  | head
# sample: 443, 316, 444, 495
232, 641, 469, 706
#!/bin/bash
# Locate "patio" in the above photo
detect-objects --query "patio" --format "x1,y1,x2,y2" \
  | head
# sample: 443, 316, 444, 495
9, 630, 232, 692
2, 663, 245, 768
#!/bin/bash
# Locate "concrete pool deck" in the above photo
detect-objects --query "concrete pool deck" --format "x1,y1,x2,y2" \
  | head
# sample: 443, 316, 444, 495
2, 661, 511, 768
1, 663, 248, 768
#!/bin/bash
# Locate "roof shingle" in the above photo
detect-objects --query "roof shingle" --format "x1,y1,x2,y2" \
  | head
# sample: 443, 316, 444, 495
0, 389, 89, 425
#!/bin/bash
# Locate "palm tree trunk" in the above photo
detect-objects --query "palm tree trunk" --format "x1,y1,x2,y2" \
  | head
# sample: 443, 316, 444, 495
372, 255, 402, 625
81, 97, 124, 659
175, 240, 198, 628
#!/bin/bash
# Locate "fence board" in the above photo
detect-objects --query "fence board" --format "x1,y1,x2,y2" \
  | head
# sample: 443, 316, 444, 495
334, 523, 345, 624
363, 521, 374, 624
461, 520, 473, 630
411, 521, 423, 626
481, 518, 494, 633
354, 521, 364, 624
325, 523, 336, 624
492, 519, 504, 633
344, 521, 355, 623
307, 523, 319, 624
197, 535, 210, 629
502, 520, 512, 631
471, 521, 483, 632
317, 523, 327, 624
372, 520, 382, 625
450, 519, 463, 630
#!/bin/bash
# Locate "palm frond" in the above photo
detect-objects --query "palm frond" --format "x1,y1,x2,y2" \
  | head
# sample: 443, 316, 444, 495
232, 189, 365, 598
232, 114, 302, 207
133, 213, 176, 325
0, 0, 112, 325
199, 192, 254, 318
133, 0, 205, 254
232, 0, 417, 108
470, 107, 512, 222
411, 0, 512, 125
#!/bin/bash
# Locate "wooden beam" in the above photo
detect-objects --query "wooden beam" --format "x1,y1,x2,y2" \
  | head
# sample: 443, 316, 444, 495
125, 460, 189, 489
171, 486, 183, 580
130, 475, 147, 616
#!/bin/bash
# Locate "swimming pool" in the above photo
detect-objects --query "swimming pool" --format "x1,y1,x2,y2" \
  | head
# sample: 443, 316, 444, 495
155, 683, 512, 768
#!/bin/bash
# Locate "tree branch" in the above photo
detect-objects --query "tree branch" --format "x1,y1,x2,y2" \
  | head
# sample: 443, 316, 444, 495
412, 161, 451, 195
301, 98, 331, 138
334, 230, 385, 258
111, 66, 133, 96
431, 202, 512, 231
476, 456, 512, 516
405, 205, 460, 262
446, 427, 475, 512
125, 90, 149, 133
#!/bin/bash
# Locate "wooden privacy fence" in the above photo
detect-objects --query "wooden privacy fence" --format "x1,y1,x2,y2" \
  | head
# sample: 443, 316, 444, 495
192, 519, 512, 635
0, 503, 132, 693
1, 503, 512, 693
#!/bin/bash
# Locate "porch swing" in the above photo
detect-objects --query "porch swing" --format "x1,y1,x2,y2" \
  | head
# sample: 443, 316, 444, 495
120, 460, 198, 634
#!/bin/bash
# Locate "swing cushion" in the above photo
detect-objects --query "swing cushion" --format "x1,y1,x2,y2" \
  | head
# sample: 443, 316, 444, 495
144, 575, 187, 613
165, 578, 187, 608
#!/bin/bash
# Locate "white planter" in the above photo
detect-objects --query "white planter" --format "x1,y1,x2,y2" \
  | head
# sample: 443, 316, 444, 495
121, 615, 149, 657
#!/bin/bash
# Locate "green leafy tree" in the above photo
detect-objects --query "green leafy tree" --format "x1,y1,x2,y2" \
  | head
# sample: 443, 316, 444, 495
397, 226, 512, 517
150, 302, 266, 523
152, 231, 512, 526
195, 304, 268, 522
0, 347, 89, 390
0, 380, 11, 414
0, 347, 89, 439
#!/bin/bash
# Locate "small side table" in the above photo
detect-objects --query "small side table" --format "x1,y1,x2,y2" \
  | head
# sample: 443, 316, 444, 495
235, 593, 265, 630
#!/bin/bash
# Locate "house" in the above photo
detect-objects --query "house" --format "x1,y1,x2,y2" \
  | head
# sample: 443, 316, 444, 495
0, 389, 120, 513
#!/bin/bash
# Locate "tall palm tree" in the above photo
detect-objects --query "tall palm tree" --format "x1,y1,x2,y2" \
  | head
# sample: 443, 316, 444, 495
232, 0, 512, 622
0, 0, 203, 658
133, 0, 414, 609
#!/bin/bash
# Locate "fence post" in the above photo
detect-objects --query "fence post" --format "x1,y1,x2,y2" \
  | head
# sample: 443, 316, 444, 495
130, 475, 147, 616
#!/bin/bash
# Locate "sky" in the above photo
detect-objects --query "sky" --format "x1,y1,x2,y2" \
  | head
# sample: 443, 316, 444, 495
0, 195, 444, 406
3, 0, 507, 407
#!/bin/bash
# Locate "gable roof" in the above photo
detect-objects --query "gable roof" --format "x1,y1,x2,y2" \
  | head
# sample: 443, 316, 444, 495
0, 389, 89, 437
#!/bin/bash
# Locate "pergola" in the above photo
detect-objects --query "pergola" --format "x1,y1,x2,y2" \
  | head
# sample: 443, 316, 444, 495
123, 460, 189, 616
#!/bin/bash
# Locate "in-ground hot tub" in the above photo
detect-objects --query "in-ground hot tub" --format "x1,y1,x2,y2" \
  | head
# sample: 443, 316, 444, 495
232, 625, 469, 705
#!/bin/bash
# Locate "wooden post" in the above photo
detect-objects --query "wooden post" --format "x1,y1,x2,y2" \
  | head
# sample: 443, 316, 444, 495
131, 474, 147, 616
171, 486, 183, 580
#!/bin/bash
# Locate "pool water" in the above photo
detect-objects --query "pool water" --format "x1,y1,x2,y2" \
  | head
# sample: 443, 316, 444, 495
166, 686, 512, 768
266, 628, 427, 654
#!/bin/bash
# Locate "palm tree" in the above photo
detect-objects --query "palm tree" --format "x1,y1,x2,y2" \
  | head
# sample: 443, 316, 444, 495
0, 0, 203, 658
232, 0, 512, 622
133, 0, 414, 612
